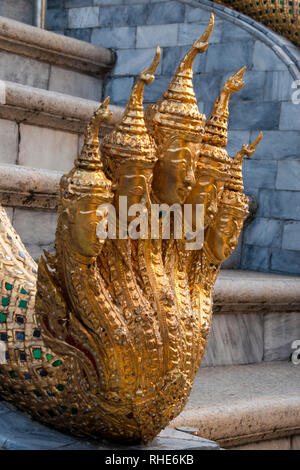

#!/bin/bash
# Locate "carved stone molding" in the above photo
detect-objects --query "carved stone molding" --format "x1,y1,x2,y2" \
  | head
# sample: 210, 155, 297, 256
0, 15, 115, 76
0, 164, 61, 210
0, 80, 124, 135
214, 269, 300, 313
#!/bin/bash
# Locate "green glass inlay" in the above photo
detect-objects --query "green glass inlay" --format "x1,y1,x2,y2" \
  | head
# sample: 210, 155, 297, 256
34, 390, 42, 398
46, 354, 53, 361
10, 371, 17, 379
52, 360, 62, 367
33, 348, 42, 360
18, 300, 28, 309
5, 282, 13, 291
2, 297, 10, 307
20, 287, 29, 295
289, 9, 293, 13
56, 384, 64, 392
0, 313, 7, 323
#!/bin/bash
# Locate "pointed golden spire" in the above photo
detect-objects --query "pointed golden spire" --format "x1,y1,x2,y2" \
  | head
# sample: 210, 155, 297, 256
220, 132, 263, 213
204, 66, 246, 148
101, 48, 161, 173
76, 97, 112, 170
164, 13, 214, 105
60, 98, 113, 201
226, 131, 263, 193
145, 14, 214, 144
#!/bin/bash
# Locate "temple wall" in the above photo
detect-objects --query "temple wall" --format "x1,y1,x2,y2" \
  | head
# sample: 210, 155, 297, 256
46, 0, 300, 276
0, 0, 34, 25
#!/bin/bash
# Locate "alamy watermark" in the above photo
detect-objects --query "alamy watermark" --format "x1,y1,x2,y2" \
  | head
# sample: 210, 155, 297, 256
96, 197, 204, 251
291, 340, 300, 365
292, 80, 300, 104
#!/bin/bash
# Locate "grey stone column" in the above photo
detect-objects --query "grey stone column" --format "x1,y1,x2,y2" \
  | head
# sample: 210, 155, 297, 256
0, 0, 34, 25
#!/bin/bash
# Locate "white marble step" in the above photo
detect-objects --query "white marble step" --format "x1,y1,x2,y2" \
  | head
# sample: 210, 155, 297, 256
202, 270, 300, 367
0, 16, 115, 101
215, 269, 300, 313
0, 79, 123, 135
171, 360, 300, 449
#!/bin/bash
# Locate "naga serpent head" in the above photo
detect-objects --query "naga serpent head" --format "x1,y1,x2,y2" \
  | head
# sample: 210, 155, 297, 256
58, 98, 114, 258
223, 66, 246, 94
204, 132, 262, 262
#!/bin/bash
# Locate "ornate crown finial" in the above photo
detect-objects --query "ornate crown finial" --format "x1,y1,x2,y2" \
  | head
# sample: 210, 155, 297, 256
145, 14, 214, 144
226, 131, 263, 193
221, 132, 263, 212
163, 13, 214, 104
76, 96, 112, 170
196, 144, 232, 180
204, 66, 246, 148
101, 48, 161, 175
60, 97, 113, 201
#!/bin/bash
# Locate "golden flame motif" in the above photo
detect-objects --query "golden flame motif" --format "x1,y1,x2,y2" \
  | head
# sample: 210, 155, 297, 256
0, 14, 262, 444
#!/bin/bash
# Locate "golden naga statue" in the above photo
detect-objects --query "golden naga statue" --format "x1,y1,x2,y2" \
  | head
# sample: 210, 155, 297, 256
215, 0, 300, 46
0, 14, 262, 443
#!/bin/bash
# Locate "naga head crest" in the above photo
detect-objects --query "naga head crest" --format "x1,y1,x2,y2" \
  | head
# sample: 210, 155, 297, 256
204, 66, 246, 148
76, 96, 112, 171
196, 144, 232, 181
101, 48, 161, 176
145, 14, 214, 144
60, 97, 113, 202
221, 132, 263, 213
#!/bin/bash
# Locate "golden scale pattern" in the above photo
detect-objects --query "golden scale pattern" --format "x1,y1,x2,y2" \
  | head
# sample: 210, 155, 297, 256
215, 0, 300, 46
0, 14, 263, 443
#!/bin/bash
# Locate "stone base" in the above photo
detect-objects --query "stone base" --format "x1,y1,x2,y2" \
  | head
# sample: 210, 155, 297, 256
0, 401, 219, 450
171, 361, 300, 448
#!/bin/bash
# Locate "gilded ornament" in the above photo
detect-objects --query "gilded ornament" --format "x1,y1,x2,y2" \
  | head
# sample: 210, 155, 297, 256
0, 14, 263, 444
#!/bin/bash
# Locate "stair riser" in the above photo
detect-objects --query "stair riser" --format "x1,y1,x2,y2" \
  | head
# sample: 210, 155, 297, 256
0, 50, 103, 102
202, 312, 300, 366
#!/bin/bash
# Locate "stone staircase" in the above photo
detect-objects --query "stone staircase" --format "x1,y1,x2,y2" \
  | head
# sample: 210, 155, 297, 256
0, 14, 299, 451
172, 361, 300, 450
168, 270, 300, 450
